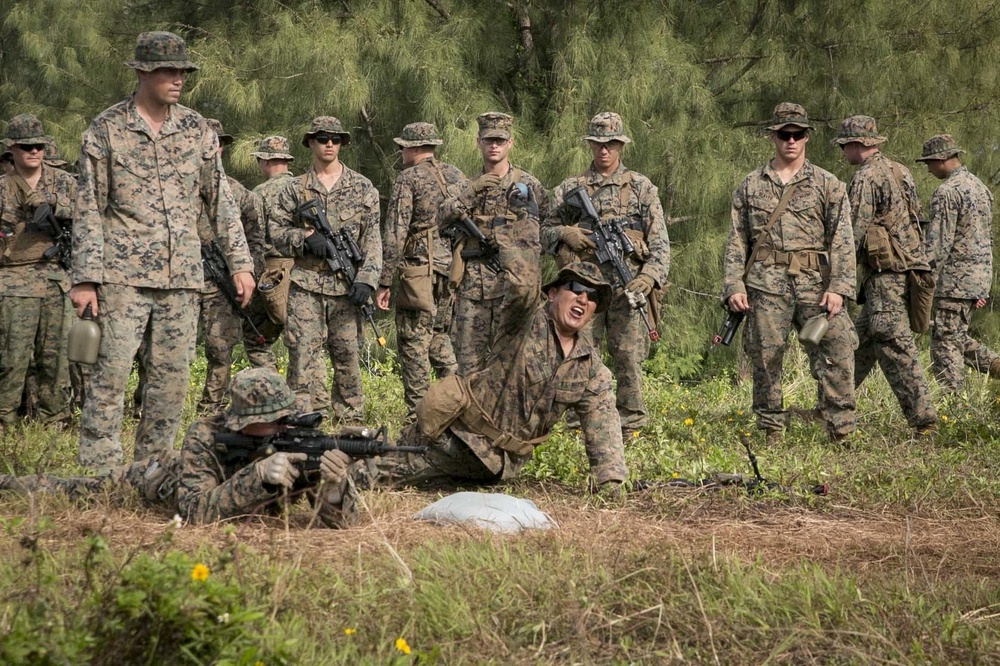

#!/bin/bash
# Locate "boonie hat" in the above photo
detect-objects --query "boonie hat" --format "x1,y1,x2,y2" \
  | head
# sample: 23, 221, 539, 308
206, 118, 233, 145
915, 134, 965, 162
831, 115, 886, 147
224, 368, 299, 431
542, 261, 613, 314
5, 114, 47, 146
251, 135, 295, 161
302, 116, 351, 147
765, 102, 814, 131
126, 31, 198, 72
393, 122, 444, 148
583, 112, 632, 144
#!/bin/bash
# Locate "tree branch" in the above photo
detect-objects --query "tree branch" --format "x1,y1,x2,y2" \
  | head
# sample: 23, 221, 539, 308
424, 0, 450, 21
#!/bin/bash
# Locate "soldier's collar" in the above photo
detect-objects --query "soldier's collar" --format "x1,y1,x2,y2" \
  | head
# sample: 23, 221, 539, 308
545, 314, 596, 360
124, 99, 179, 138
586, 161, 628, 184
763, 159, 813, 185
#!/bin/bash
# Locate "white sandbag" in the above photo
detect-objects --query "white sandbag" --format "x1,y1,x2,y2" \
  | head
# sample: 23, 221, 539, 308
413, 492, 557, 533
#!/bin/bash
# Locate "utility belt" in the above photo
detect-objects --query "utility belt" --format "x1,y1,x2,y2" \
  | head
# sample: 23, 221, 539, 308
753, 248, 829, 277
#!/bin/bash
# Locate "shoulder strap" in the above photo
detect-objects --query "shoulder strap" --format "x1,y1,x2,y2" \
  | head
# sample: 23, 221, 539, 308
743, 183, 797, 280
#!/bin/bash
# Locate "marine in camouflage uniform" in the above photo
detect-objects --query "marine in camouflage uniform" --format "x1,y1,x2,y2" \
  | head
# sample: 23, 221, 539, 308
438, 111, 549, 375
833, 116, 937, 432
0, 368, 357, 529
541, 113, 669, 433
196, 119, 266, 413
70, 32, 255, 471
722, 103, 857, 442
244, 135, 297, 370
268, 117, 381, 422
376, 123, 462, 420
0, 114, 76, 429
917, 135, 1000, 391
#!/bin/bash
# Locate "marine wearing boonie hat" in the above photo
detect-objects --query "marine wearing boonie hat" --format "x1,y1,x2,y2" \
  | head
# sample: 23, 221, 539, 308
393, 122, 444, 148
476, 112, 512, 140
583, 112, 632, 144
251, 135, 295, 161
223, 368, 299, 431
915, 134, 965, 162
125, 31, 199, 72
831, 115, 886, 147
764, 102, 814, 131
302, 116, 351, 147
5, 113, 47, 148
205, 118, 233, 145
542, 261, 613, 314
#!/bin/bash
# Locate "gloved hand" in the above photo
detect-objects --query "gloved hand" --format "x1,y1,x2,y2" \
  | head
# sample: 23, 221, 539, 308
625, 273, 655, 297
254, 452, 307, 489
347, 281, 374, 306
319, 449, 352, 485
626, 289, 647, 310
560, 226, 596, 251
304, 232, 333, 260
32, 204, 58, 236
506, 182, 539, 218
22, 190, 44, 211
457, 173, 503, 207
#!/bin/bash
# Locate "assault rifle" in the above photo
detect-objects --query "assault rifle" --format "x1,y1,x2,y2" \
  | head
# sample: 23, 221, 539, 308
297, 200, 386, 347
712, 308, 745, 347
214, 415, 427, 471
448, 214, 503, 274
562, 186, 659, 342
35, 203, 72, 271
201, 240, 266, 344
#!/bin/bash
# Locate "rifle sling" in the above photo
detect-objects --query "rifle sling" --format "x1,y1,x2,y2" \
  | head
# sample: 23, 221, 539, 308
743, 182, 797, 281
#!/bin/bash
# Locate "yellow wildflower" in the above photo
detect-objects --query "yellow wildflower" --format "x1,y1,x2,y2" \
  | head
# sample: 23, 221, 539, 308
631, 430, 639, 439
941, 415, 949, 422
343, 628, 356, 636
190, 563, 209, 582
683, 418, 694, 426
395, 637, 412, 655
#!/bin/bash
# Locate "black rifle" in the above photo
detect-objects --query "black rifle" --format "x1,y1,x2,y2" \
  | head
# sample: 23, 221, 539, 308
562, 186, 659, 342
201, 240, 265, 344
297, 200, 386, 347
449, 214, 503, 274
712, 308, 745, 347
214, 421, 427, 472
35, 203, 72, 271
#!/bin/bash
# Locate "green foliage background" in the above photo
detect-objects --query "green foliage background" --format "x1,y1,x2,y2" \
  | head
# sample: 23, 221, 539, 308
4, 0, 1000, 371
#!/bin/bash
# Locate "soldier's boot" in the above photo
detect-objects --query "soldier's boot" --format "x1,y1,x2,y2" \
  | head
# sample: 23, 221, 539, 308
763, 429, 783, 447
914, 422, 938, 438
989, 359, 1000, 379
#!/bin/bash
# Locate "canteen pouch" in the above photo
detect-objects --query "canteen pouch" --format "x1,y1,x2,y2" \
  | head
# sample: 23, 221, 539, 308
864, 225, 905, 273
416, 374, 471, 439
396, 262, 435, 313
258, 258, 294, 325
907, 269, 936, 334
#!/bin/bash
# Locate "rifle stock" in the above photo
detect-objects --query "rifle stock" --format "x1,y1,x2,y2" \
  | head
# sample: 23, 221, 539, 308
201, 240, 265, 344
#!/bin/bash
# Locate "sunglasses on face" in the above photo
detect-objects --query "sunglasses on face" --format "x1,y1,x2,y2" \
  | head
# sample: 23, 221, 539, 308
562, 280, 598, 297
312, 135, 342, 145
15, 144, 45, 153
775, 129, 808, 142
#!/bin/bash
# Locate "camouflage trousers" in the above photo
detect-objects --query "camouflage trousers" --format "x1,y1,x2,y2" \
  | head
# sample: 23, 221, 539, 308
855, 274, 936, 428
241, 291, 282, 370
284, 284, 363, 422
588, 287, 651, 431
397, 275, 457, 420
930, 297, 1000, 392
451, 294, 502, 376
78, 285, 199, 471
747, 283, 857, 437
197, 290, 242, 413
0, 283, 73, 425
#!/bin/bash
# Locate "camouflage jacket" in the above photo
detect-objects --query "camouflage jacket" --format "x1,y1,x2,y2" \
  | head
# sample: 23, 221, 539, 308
723, 160, 855, 300
0, 165, 76, 296
925, 166, 994, 300
380, 156, 467, 284
438, 163, 548, 300
448, 213, 627, 485
198, 177, 267, 295
542, 162, 670, 290
268, 166, 382, 296
252, 170, 296, 258
848, 151, 929, 281
73, 98, 253, 289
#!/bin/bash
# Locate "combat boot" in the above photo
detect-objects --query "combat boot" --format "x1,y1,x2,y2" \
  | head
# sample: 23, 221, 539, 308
763, 429, 783, 447
914, 422, 938, 439
990, 359, 1000, 379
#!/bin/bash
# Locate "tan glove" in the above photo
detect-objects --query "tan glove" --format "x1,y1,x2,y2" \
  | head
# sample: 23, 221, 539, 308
626, 273, 655, 297
254, 452, 306, 488
560, 226, 595, 252
319, 449, 352, 485
23, 190, 43, 211
457, 173, 503, 208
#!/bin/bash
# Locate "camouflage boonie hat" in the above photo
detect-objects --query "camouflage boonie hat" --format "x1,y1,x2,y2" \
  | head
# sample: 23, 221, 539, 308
542, 261, 613, 314
43, 137, 68, 168
583, 112, 632, 144
393, 122, 444, 148
916, 134, 965, 162
477, 112, 513, 140
126, 31, 198, 72
5, 114, 47, 146
302, 116, 351, 147
224, 368, 298, 431
206, 118, 233, 145
831, 115, 886, 147
765, 102, 814, 131
251, 135, 295, 161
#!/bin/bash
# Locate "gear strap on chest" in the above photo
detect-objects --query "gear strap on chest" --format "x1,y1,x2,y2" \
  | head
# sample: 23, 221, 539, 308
743, 183, 797, 280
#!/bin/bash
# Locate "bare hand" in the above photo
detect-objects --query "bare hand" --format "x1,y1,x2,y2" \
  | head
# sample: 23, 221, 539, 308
819, 292, 844, 319
69, 283, 99, 317
727, 293, 750, 313
975, 298, 987, 309
375, 286, 391, 311
232, 271, 255, 308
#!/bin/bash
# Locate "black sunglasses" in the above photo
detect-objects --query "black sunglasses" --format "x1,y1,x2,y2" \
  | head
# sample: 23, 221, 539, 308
15, 144, 45, 153
562, 280, 598, 297
312, 134, 342, 145
775, 129, 808, 142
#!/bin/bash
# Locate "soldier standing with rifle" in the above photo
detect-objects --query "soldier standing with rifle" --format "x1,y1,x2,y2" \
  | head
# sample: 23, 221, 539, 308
268, 117, 382, 424
0, 114, 76, 434
542, 113, 669, 438
376, 122, 464, 421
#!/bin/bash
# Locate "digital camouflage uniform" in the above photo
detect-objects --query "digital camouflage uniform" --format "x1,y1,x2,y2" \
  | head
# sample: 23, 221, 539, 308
542, 113, 670, 432
722, 103, 857, 438
268, 117, 381, 422
380, 123, 463, 419
245, 136, 297, 369
352, 213, 627, 493
0, 114, 75, 427
73, 32, 254, 470
918, 135, 999, 391
0, 368, 357, 529
833, 116, 936, 429
196, 119, 267, 413
438, 112, 548, 375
